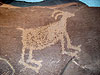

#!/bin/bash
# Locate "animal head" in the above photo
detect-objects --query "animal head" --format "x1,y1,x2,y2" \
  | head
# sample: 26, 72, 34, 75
52, 10, 75, 20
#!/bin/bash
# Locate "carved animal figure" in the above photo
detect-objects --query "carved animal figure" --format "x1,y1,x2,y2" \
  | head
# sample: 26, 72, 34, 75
17, 10, 81, 73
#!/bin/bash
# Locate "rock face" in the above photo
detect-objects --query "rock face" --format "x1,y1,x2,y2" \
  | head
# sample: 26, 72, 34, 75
0, 2, 100, 75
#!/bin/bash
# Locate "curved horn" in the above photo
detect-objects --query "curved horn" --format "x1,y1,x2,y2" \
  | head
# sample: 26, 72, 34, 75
52, 10, 64, 18
54, 13, 63, 20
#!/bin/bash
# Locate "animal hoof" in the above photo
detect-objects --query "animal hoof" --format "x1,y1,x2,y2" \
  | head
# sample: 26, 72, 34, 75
26, 59, 43, 65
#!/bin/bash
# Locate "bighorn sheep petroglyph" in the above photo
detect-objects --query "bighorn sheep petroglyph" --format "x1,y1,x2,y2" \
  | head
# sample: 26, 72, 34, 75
17, 10, 81, 73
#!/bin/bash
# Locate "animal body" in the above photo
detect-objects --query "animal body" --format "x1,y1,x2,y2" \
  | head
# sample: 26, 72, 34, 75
17, 9, 81, 73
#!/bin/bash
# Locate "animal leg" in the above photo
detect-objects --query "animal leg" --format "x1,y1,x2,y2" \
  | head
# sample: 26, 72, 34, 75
26, 48, 42, 63
19, 47, 26, 64
28, 48, 33, 61
19, 48, 42, 73
26, 49, 43, 73
60, 35, 73, 55
60, 35, 66, 54
63, 31, 81, 57
65, 31, 81, 52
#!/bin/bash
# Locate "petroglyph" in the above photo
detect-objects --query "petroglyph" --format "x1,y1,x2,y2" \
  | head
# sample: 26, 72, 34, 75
17, 9, 81, 73
0, 57, 15, 75
72, 59, 87, 70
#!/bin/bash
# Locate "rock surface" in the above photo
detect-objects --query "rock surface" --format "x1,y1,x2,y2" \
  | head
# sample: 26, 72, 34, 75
0, 2, 100, 75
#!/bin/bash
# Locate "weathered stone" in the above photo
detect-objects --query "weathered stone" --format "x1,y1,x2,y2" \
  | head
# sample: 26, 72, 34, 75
0, 2, 100, 75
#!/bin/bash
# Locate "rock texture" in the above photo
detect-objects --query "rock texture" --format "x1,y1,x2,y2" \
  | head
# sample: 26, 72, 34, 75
0, 2, 100, 75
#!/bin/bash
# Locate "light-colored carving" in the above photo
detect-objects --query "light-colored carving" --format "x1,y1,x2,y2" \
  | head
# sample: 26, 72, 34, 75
72, 59, 87, 69
0, 57, 15, 75
17, 10, 81, 73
